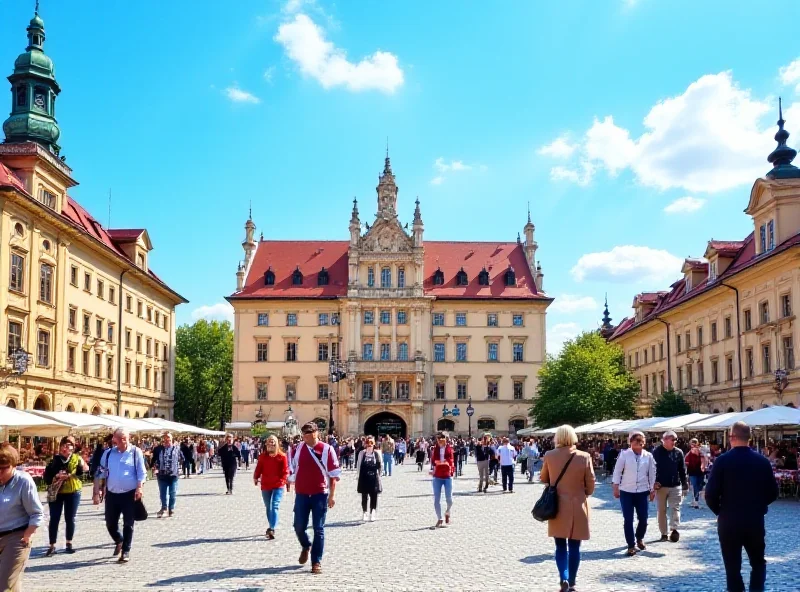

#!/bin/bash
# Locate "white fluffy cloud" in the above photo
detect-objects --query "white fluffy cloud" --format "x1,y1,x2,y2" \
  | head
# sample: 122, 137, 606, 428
275, 14, 403, 94
537, 135, 578, 158
542, 72, 779, 193
191, 302, 234, 324
550, 294, 599, 314
225, 86, 260, 104
430, 158, 485, 185
547, 322, 582, 356
780, 58, 800, 92
571, 245, 683, 283
664, 196, 706, 214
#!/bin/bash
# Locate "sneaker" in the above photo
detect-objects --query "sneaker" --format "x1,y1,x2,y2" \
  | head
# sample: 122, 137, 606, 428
112, 542, 122, 557
362, 512, 368, 521
157, 508, 167, 519
370, 510, 376, 522
311, 562, 322, 574
636, 539, 646, 551
117, 552, 130, 563
658, 534, 669, 542
670, 530, 680, 542
299, 547, 310, 565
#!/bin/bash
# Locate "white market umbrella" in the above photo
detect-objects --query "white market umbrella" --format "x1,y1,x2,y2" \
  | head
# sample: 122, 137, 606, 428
141, 417, 225, 436
645, 413, 713, 433
101, 415, 163, 434
739, 405, 800, 428
515, 427, 539, 436
682, 412, 751, 431
607, 417, 669, 435
574, 419, 626, 434
0, 406, 71, 438
28, 411, 123, 434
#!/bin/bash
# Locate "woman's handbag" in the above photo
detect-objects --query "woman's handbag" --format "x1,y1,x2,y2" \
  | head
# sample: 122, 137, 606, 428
46, 478, 63, 503
532, 453, 576, 522
134, 498, 148, 521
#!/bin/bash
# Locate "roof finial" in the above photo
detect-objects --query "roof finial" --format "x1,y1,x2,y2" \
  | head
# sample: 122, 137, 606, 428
383, 139, 392, 175
767, 97, 799, 178
35, 0, 40, 15
527, 201, 531, 224
248, 200, 252, 221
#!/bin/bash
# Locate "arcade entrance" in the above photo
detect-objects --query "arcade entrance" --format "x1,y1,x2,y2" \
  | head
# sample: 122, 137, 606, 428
364, 412, 407, 439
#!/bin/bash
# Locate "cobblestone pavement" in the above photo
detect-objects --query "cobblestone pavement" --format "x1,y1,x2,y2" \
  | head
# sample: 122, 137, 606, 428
22, 459, 800, 592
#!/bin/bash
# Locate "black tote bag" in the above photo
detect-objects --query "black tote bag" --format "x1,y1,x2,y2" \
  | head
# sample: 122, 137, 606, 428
532, 453, 575, 522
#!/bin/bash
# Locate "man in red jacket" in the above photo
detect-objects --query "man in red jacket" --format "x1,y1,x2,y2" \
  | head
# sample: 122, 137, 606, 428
429, 433, 455, 528
287, 422, 341, 574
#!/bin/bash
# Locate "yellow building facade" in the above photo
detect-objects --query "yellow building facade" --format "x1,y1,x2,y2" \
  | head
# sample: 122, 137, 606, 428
0, 10, 185, 418
228, 156, 551, 437
610, 112, 800, 415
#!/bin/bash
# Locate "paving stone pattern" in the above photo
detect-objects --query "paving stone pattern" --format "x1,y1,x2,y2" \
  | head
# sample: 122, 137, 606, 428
22, 459, 800, 592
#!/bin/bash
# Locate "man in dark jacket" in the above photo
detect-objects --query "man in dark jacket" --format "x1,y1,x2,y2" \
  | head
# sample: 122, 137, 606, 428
705, 421, 778, 592
217, 434, 241, 495
652, 430, 688, 542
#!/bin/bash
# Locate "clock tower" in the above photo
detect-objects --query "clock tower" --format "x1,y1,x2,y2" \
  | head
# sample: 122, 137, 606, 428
2, 4, 62, 154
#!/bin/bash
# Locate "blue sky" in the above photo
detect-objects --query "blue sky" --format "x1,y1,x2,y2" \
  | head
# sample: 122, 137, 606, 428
4, 0, 800, 354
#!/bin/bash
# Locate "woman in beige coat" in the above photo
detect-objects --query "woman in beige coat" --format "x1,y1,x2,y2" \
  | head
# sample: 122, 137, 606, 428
539, 425, 596, 592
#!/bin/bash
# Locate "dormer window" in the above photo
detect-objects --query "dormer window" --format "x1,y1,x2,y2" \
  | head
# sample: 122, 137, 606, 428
708, 261, 717, 281
456, 268, 468, 286
264, 267, 275, 286
432, 268, 444, 286
318, 267, 329, 286
478, 268, 490, 286
685, 277, 691, 294
504, 266, 516, 287
15, 86, 26, 107
292, 267, 303, 286
37, 188, 55, 210
137, 253, 145, 269
768, 220, 775, 251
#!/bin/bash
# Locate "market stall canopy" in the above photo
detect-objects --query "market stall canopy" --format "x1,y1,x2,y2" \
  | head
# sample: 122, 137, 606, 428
101, 415, 164, 434
738, 405, 800, 428
645, 413, 713, 433
226, 421, 253, 431
603, 417, 669, 435
529, 427, 559, 436
515, 427, 539, 436
574, 419, 625, 434
681, 412, 751, 431
28, 411, 123, 434
0, 406, 71, 437
140, 417, 225, 436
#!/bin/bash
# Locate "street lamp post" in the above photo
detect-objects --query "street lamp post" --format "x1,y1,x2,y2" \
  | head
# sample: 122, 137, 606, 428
328, 358, 348, 435
466, 398, 475, 439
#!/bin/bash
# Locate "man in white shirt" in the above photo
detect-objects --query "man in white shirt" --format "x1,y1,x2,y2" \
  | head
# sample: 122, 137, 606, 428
497, 437, 518, 493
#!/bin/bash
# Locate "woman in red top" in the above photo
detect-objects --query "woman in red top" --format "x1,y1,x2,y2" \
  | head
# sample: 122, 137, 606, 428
253, 435, 289, 539
429, 433, 455, 529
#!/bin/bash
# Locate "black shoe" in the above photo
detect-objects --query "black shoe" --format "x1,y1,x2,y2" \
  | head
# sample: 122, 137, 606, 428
117, 552, 130, 563
112, 542, 122, 557
560, 580, 570, 592
658, 534, 669, 542
670, 530, 680, 542
45, 545, 55, 557
65, 543, 75, 554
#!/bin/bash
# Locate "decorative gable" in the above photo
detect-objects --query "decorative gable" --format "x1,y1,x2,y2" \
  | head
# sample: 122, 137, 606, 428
360, 217, 413, 253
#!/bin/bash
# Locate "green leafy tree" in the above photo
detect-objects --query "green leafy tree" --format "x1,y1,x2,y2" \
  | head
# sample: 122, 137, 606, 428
530, 331, 638, 428
174, 319, 233, 429
650, 388, 692, 417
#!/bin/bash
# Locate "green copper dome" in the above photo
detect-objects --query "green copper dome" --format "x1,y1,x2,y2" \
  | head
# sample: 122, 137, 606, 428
13, 50, 55, 81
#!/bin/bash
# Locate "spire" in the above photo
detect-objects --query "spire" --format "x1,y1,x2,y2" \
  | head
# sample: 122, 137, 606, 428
384, 138, 392, 175
602, 294, 613, 329
767, 98, 800, 179
527, 201, 531, 225
376, 148, 398, 218
413, 197, 422, 224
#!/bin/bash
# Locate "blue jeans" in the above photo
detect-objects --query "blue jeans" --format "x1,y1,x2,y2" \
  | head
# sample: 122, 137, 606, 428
261, 488, 284, 530
554, 538, 581, 586
619, 490, 650, 548
48, 491, 81, 544
383, 453, 393, 476
432, 477, 453, 520
293, 493, 328, 565
157, 476, 178, 510
689, 475, 704, 502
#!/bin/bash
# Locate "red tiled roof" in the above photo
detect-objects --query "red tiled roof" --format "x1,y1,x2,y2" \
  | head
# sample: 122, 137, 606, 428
0, 162, 26, 193
107, 229, 145, 242
610, 231, 800, 341
682, 258, 708, 271
230, 240, 548, 300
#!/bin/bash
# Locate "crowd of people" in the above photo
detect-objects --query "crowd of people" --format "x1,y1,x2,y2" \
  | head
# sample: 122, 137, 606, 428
0, 420, 789, 591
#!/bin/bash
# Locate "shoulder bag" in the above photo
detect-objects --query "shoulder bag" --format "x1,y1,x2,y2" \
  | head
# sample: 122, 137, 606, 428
532, 453, 576, 522
132, 447, 148, 521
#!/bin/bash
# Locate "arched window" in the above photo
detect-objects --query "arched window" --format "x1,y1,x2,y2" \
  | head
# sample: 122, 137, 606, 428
264, 267, 275, 286
456, 268, 468, 286
437, 418, 455, 432
504, 266, 516, 286
713, 408, 720, 414
477, 418, 496, 432
432, 268, 444, 286
65, 403, 75, 412
381, 267, 391, 288
143, 411, 150, 418
312, 417, 327, 430
478, 268, 490, 286
317, 267, 329, 286
726, 407, 735, 413
6, 399, 17, 408
33, 395, 49, 411
135, 412, 140, 418
292, 267, 303, 285
746, 406, 753, 412
397, 267, 405, 288
787, 402, 797, 408
509, 418, 526, 433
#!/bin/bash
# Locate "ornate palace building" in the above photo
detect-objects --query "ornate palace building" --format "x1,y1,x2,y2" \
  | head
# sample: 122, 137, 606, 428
0, 9, 186, 417
610, 106, 800, 415
228, 155, 551, 437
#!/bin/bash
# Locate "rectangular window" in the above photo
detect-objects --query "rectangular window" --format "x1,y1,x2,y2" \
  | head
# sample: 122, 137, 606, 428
7, 321, 22, 354
762, 344, 771, 373
126, 295, 132, 312
456, 313, 467, 326
83, 313, 91, 336
513, 381, 524, 400
364, 311, 374, 325
67, 345, 76, 373
154, 370, 159, 391
488, 342, 498, 361
398, 342, 408, 361
635, 352, 639, 367
397, 381, 410, 400
97, 279, 104, 299
651, 345, 656, 361
724, 316, 732, 338
331, 313, 339, 326
36, 329, 50, 367
162, 370, 167, 392
109, 286, 115, 303
659, 342, 664, 359
379, 381, 392, 401
68, 307, 77, 330
10, 253, 24, 292
318, 313, 329, 326
432, 313, 444, 326
726, 356, 734, 381
363, 343, 373, 361
685, 331, 691, 349
697, 361, 704, 385
677, 366, 683, 390
331, 342, 339, 360
84, 272, 91, 292
784, 336, 795, 369
318, 342, 329, 362
660, 373, 666, 392
96, 319, 103, 339
487, 313, 498, 327
768, 219, 775, 251
107, 356, 114, 380
287, 313, 297, 327
257, 382, 268, 400
137, 300, 142, 317
361, 381, 374, 400
487, 381, 498, 400
644, 349, 648, 364
317, 384, 329, 400
367, 267, 375, 287
125, 329, 131, 349
380, 267, 391, 288
380, 343, 391, 360
676, 334, 682, 353
83, 349, 90, 376
457, 381, 468, 400
257, 313, 269, 326
125, 360, 131, 384
456, 342, 467, 362
257, 342, 268, 362
513, 343, 524, 362
697, 326, 703, 346
163, 344, 168, 361
136, 335, 142, 353
744, 309, 752, 331
434, 342, 445, 362
286, 382, 296, 401
782, 294, 792, 318
398, 268, 405, 288
711, 360, 719, 384
70, 265, 78, 287
760, 224, 767, 253
760, 302, 769, 325
397, 310, 407, 324
380, 310, 390, 324
435, 381, 445, 400
286, 342, 297, 362
512, 314, 524, 326
147, 307, 153, 322
107, 323, 115, 343
745, 348, 754, 378
135, 364, 141, 387
39, 263, 53, 303
94, 353, 101, 378
687, 363, 693, 387
710, 322, 717, 342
